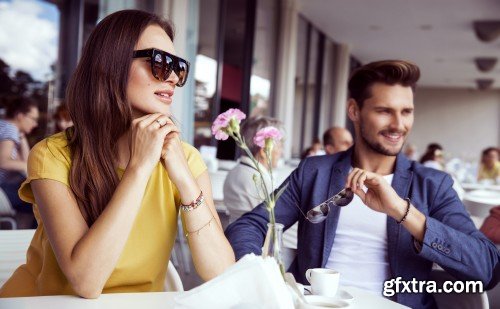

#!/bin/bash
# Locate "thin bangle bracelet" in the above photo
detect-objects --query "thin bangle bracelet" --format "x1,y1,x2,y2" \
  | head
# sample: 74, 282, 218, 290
185, 215, 215, 238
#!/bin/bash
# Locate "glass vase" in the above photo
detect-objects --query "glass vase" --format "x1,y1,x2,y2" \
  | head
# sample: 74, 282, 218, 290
262, 222, 285, 276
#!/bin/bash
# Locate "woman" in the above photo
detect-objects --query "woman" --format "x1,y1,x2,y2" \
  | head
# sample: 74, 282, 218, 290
477, 147, 500, 182
419, 143, 444, 171
0, 10, 234, 298
0, 97, 39, 228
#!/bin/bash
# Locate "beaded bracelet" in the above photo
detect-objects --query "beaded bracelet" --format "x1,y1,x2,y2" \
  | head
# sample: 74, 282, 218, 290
397, 198, 411, 224
180, 191, 204, 212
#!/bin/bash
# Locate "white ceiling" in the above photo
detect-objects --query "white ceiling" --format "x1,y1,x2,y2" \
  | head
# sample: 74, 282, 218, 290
298, 0, 500, 89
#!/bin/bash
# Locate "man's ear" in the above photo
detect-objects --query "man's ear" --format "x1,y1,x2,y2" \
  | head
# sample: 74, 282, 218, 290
325, 144, 335, 155
347, 98, 359, 122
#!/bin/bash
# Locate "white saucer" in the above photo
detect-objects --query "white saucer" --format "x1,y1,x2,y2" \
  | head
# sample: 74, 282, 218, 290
302, 295, 350, 308
302, 286, 354, 302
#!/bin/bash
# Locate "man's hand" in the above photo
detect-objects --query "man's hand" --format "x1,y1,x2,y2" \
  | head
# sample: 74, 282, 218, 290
346, 168, 406, 220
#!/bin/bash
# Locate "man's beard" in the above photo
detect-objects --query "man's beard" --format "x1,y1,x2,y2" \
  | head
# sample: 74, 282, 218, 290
360, 123, 405, 156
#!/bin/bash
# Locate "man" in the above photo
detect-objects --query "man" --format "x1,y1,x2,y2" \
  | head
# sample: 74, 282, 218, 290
322, 127, 353, 155
225, 60, 499, 308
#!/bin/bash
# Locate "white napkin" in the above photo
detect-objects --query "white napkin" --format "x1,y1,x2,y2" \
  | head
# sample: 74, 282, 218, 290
174, 254, 294, 308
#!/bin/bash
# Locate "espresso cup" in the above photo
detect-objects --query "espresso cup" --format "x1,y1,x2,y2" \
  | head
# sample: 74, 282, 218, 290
305, 268, 340, 297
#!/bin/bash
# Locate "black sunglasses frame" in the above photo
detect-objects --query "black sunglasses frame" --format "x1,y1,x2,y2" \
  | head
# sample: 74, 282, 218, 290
132, 48, 190, 87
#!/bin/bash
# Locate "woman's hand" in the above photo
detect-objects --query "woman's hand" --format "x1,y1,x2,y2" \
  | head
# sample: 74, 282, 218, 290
128, 113, 178, 175
160, 119, 193, 188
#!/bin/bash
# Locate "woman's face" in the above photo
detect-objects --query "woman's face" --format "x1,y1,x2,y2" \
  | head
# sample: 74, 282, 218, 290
484, 150, 499, 168
127, 25, 179, 118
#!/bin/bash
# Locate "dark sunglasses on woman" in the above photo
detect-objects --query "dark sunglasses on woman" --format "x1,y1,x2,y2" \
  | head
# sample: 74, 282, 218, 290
132, 48, 190, 87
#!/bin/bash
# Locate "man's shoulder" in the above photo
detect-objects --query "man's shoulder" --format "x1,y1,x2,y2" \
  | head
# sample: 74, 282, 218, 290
0, 120, 19, 141
300, 153, 341, 169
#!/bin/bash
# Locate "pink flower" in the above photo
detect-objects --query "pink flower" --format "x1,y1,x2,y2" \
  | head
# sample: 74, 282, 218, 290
211, 108, 246, 140
253, 126, 283, 148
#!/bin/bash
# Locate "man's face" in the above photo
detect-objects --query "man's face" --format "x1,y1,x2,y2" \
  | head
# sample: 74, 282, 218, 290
18, 107, 39, 134
349, 83, 414, 156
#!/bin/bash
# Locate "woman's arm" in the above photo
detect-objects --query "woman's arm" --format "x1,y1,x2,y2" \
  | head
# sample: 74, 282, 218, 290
180, 171, 235, 280
160, 124, 235, 280
32, 113, 174, 299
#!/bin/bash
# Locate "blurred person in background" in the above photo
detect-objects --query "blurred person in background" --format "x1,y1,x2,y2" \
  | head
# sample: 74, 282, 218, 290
0, 96, 39, 228
300, 138, 326, 159
223, 116, 284, 223
223, 116, 297, 249
53, 103, 73, 133
477, 147, 500, 182
419, 143, 444, 171
322, 127, 353, 155
310, 137, 326, 156
403, 143, 418, 161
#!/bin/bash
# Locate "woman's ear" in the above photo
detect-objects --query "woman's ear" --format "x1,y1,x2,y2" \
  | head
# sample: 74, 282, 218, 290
347, 98, 359, 122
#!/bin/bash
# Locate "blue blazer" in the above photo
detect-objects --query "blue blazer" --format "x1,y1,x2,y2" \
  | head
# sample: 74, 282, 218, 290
225, 148, 499, 309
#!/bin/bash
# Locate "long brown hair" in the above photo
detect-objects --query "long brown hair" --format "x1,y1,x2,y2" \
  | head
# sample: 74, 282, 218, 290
66, 10, 174, 226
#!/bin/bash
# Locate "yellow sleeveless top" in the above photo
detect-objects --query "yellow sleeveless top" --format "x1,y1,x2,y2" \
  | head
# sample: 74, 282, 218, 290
0, 132, 206, 297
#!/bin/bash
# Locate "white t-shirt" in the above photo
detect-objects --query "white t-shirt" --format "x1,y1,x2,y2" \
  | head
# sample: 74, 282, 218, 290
325, 174, 394, 295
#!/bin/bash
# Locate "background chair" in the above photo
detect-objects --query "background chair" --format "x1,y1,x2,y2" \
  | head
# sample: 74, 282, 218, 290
0, 229, 35, 286
429, 269, 489, 309
0, 188, 17, 230
164, 261, 184, 292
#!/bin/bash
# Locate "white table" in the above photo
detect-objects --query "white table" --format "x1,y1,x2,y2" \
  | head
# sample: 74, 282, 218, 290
463, 189, 500, 218
0, 287, 408, 309
461, 183, 500, 192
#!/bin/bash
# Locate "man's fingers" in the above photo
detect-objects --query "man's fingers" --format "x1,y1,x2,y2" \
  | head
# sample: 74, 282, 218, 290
354, 187, 366, 203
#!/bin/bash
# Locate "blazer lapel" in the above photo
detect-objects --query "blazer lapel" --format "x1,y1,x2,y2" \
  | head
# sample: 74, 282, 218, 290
387, 153, 413, 280
322, 148, 353, 266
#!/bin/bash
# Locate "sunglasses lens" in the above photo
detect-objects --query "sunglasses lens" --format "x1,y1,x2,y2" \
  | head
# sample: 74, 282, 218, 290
152, 52, 173, 81
175, 61, 189, 86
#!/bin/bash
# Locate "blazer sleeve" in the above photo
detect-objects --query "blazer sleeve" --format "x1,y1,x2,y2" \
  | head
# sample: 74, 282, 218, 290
417, 174, 500, 286
225, 159, 305, 260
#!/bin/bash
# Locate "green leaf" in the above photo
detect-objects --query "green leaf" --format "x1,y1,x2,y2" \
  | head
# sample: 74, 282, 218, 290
274, 182, 289, 201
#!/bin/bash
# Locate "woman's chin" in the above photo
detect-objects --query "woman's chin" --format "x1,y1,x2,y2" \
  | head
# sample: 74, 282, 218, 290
131, 107, 170, 118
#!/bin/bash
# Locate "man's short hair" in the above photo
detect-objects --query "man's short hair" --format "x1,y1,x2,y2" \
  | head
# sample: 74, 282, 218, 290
323, 128, 335, 147
348, 60, 420, 108
5, 96, 38, 119
240, 116, 283, 156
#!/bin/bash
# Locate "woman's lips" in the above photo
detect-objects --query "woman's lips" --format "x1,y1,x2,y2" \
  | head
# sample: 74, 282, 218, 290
154, 91, 173, 104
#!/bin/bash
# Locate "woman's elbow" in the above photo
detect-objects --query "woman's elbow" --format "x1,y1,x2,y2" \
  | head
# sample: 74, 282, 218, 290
67, 273, 104, 299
